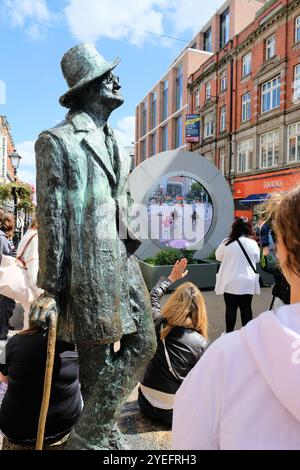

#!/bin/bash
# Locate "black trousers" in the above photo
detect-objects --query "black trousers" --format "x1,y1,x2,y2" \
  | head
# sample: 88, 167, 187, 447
224, 293, 253, 333
138, 388, 172, 428
0, 295, 15, 340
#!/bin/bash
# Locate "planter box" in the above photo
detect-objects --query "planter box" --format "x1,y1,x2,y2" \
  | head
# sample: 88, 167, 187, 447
139, 260, 218, 291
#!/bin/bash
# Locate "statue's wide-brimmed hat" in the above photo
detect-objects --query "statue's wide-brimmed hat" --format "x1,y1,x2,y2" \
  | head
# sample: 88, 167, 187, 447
59, 43, 121, 108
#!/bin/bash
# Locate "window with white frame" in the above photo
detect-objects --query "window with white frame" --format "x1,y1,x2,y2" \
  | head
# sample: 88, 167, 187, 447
219, 147, 226, 175
220, 70, 227, 92
204, 113, 214, 138
288, 123, 300, 162
242, 92, 251, 122
260, 130, 279, 168
261, 76, 280, 113
205, 81, 211, 101
195, 89, 200, 108
296, 16, 300, 42
238, 139, 253, 173
220, 106, 226, 132
266, 35, 276, 60
294, 64, 300, 102
242, 53, 251, 77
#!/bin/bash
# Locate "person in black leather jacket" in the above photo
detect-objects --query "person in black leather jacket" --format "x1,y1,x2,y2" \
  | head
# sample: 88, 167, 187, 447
138, 259, 209, 427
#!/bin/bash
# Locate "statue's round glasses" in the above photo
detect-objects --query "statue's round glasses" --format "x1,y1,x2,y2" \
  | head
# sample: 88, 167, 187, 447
104, 72, 119, 84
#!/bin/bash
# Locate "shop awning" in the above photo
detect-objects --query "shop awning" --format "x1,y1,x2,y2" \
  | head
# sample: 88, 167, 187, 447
239, 193, 270, 204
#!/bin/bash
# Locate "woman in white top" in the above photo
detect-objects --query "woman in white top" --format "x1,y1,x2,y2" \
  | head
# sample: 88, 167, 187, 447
215, 216, 260, 332
16, 218, 43, 329
173, 186, 300, 450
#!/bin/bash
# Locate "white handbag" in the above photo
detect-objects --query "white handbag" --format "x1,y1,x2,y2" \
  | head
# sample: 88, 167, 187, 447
0, 233, 40, 305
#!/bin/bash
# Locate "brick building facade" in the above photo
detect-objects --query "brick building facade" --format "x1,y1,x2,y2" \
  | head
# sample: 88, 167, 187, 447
135, 0, 266, 167
0, 115, 16, 183
188, 0, 300, 218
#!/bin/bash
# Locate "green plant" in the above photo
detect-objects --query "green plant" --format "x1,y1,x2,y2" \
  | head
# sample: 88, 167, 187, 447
0, 181, 35, 214
205, 250, 217, 262
144, 248, 198, 266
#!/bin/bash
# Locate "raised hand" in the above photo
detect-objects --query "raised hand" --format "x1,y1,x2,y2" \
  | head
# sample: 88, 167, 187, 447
168, 258, 189, 283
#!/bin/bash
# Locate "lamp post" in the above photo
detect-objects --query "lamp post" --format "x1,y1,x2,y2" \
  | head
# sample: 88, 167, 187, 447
9, 149, 22, 248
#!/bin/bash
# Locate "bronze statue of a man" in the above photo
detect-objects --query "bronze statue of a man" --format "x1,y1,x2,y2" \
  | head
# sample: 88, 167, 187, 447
31, 43, 156, 449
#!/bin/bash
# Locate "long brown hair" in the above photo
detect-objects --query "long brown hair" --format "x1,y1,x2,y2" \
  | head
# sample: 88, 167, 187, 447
1, 212, 14, 239
267, 186, 300, 277
160, 282, 208, 340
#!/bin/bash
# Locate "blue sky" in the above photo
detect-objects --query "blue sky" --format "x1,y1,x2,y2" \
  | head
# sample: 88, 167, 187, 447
0, 0, 224, 185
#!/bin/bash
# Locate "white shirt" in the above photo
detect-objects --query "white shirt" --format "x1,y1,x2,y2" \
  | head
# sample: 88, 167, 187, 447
215, 236, 260, 295
173, 303, 300, 450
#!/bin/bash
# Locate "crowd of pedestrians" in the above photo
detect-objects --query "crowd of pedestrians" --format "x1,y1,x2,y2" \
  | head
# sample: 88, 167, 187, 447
0, 185, 300, 450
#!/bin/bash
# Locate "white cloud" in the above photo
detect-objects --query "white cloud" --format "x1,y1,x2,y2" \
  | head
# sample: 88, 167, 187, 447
15, 140, 36, 167
64, 0, 225, 45
15, 140, 36, 186
115, 116, 135, 146
3, 0, 51, 39
64, 0, 164, 45
168, 1, 221, 35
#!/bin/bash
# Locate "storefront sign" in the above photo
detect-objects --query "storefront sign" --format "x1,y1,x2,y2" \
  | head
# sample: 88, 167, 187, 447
186, 114, 200, 143
234, 169, 300, 199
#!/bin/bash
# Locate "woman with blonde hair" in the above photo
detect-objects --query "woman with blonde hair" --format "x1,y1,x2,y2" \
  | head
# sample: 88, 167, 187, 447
138, 258, 208, 427
173, 186, 300, 449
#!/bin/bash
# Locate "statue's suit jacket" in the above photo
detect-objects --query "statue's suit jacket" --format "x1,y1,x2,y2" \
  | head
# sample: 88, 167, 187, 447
35, 111, 149, 343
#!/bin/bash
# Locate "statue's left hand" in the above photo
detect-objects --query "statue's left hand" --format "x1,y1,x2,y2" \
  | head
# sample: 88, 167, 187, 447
29, 294, 58, 328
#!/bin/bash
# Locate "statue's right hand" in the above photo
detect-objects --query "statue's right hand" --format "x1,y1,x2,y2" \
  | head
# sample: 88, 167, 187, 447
29, 295, 58, 328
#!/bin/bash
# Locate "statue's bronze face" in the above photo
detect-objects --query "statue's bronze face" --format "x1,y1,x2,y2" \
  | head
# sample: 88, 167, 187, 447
97, 72, 124, 110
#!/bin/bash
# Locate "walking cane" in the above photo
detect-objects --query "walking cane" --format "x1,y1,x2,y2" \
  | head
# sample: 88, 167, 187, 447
35, 307, 58, 450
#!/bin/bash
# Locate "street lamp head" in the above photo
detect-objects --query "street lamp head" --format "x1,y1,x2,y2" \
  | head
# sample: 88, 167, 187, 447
9, 149, 22, 171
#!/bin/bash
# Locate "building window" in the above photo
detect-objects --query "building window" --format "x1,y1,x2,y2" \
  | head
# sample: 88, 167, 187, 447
260, 130, 279, 168
288, 123, 300, 162
141, 101, 147, 136
205, 81, 211, 101
242, 53, 251, 77
220, 106, 226, 132
220, 70, 227, 92
204, 113, 214, 138
296, 16, 300, 42
219, 148, 226, 175
162, 125, 168, 151
163, 80, 168, 121
175, 115, 182, 148
242, 92, 251, 122
151, 92, 157, 129
220, 8, 230, 48
266, 35, 276, 60
176, 65, 183, 111
204, 27, 212, 52
261, 76, 280, 113
140, 140, 146, 161
238, 139, 253, 173
150, 132, 156, 156
294, 64, 300, 102
195, 89, 200, 108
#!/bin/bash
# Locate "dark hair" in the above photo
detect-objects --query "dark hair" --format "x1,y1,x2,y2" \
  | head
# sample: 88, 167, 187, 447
1, 212, 14, 239
226, 216, 254, 246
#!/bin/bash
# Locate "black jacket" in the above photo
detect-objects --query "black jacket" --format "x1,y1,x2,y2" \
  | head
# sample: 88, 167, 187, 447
261, 255, 290, 305
141, 277, 208, 395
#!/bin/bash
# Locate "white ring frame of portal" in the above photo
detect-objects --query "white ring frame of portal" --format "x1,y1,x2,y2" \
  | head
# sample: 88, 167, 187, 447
129, 149, 234, 261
